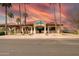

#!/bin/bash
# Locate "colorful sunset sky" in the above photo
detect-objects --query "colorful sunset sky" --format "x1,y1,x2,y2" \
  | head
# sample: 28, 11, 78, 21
0, 3, 79, 30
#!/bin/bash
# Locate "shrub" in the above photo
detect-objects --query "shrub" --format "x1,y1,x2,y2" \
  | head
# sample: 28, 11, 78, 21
0, 32, 5, 36
62, 29, 70, 33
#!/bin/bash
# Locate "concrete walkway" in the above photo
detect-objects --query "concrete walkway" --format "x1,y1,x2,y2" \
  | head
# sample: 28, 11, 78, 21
0, 33, 79, 40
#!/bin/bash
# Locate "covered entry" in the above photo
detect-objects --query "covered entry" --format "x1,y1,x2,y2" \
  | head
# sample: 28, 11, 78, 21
34, 20, 46, 34
36, 26, 44, 33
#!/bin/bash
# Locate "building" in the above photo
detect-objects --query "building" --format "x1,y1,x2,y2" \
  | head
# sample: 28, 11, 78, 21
0, 20, 63, 35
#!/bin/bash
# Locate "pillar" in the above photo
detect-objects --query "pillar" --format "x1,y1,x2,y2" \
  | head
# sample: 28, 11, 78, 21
21, 27, 24, 34
48, 26, 49, 34
55, 26, 58, 33
57, 27, 60, 34
30, 27, 33, 34
34, 25, 36, 34
44, 25, 46, 34
8, 27, 11, 35
14, 27, 16, 34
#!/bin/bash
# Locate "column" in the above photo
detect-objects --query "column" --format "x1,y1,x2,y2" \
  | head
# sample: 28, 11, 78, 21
21, 27, 24, 34
48, 26, 49, 34
44, 25, 46, 34
30, 27, 33, 34
61, 25, 63, 34
14, 27, 16, 34
8, 27, 11, 35
55, 26, 57, 33
24, 27, 26, 34
34, 25, 36, 34
57, 27, 60, 34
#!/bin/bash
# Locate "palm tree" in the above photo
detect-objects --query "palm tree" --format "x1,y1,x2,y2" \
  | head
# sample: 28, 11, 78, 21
8, 12, 14, 23
49, 3, 57, 33
16, 17, 21, 33
16, 17, 21, 25
18, 3, 22, 33
58, 3, 62, 33
19, 3, 21, 25
70, 13, 79, 34
53, 3, 57, 33
23, 3, 28, 25
0, 3, 12, 35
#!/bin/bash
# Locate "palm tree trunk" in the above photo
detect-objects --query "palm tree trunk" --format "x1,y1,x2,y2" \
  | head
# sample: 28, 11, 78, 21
19, 3, 22, 33
24, 3, 26, 25
5, 6, 8, 35
19, 3, 21, 25
49, 3, 57, 33
59, 3, 62, 33
53, 3, 57, 33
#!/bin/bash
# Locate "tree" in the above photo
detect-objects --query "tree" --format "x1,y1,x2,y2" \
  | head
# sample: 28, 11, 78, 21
23, 3, 28, 25
8, 12, 14, 18
16, 17, 21, 25
0, 3, 12, 35
49, 3, 57, 33
19, 4, 22, 33
8, 12, 14, 23
70, 13, 79, 34
53, 3, 57, 32
58, 3, 62, 33
19, 3, 21, 25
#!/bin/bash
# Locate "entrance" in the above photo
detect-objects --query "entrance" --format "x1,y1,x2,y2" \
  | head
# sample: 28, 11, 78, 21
34, 20, 46, 34
48, 26, 56, 33
50, 27, 56, 33
36, 26, 44, 33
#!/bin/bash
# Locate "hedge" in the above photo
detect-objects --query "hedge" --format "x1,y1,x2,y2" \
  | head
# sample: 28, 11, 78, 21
0, 32, 5, 35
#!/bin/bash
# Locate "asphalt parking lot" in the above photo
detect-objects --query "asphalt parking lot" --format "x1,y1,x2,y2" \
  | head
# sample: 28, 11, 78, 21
0, 39, 79, 56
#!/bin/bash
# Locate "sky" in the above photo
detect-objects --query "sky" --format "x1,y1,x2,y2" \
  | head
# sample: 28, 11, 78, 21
0, 3, 79, 30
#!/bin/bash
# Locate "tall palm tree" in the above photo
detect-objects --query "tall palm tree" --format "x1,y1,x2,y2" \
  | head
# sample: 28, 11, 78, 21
70, 13, 79, 34
8, 12, 14, 23
19, 3, 21, 25
18, 3, 22, 33
23, 3, 28, 25
49, 3, 57, 32
16, 17, 21, 25
58, 3, 62, 33
53, 3, 57, 32
0, 3, 12, 35
16, 17, 21, 33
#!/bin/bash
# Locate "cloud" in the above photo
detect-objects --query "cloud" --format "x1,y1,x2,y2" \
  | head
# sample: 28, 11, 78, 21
0, 3, 79, 30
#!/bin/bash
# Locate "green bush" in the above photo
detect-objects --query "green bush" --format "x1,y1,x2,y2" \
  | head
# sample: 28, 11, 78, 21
62, 29, 70, 33
72, 31, 79, 35
0, 32, 5, 36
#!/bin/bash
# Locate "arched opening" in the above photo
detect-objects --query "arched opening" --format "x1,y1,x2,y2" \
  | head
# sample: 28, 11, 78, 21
34, 20, 46, 34
36, 26, 44, 33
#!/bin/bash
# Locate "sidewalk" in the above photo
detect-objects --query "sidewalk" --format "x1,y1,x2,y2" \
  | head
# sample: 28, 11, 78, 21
0, 33, 79, 40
